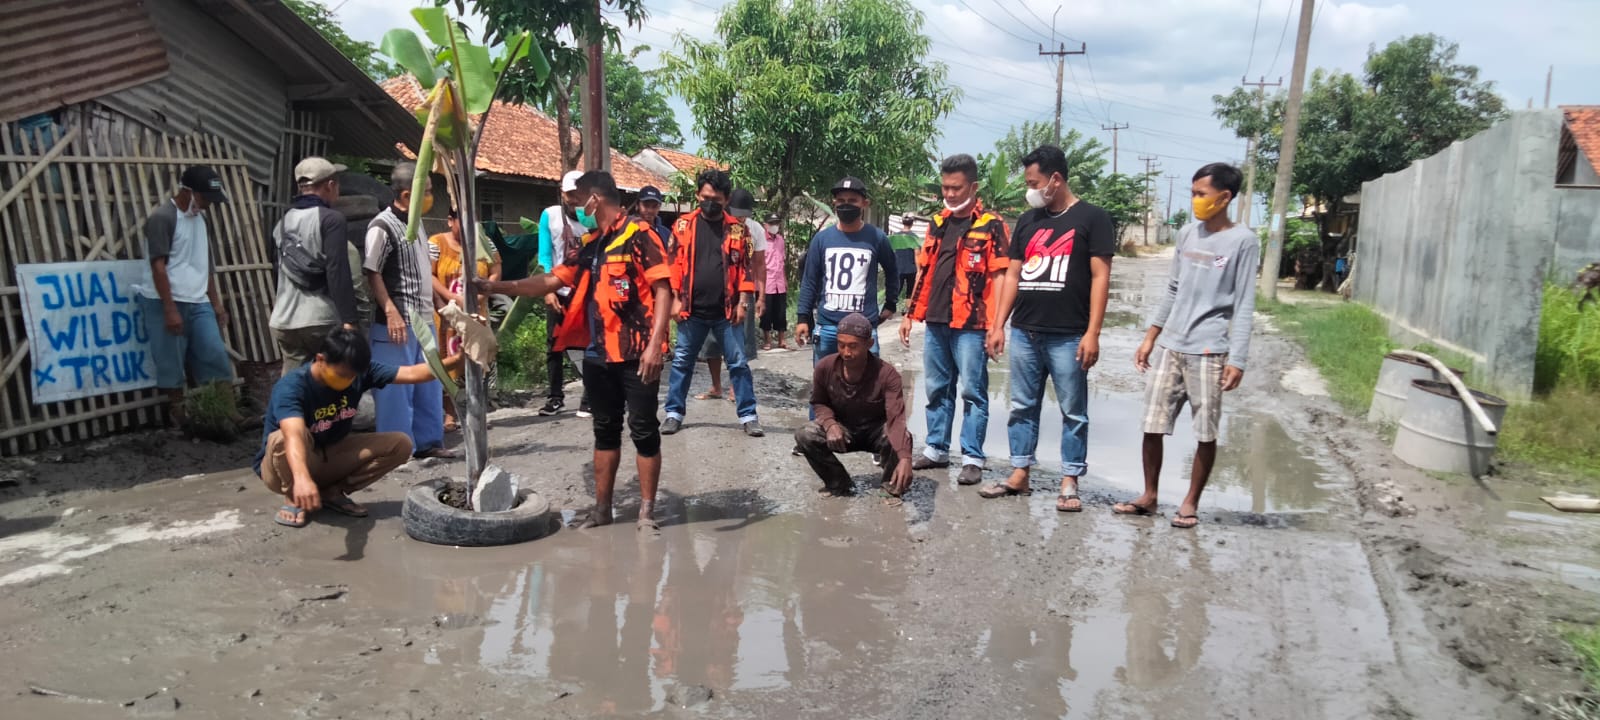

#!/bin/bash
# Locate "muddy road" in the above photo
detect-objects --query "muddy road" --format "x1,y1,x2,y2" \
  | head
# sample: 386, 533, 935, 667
2, 250, 1596, 719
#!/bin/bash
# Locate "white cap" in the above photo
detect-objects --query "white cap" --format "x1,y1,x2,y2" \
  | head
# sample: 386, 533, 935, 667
294, 157, 347, 185
561, 170, 584, 192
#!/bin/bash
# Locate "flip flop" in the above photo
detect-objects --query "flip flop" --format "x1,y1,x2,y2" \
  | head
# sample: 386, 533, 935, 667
323, 494, 368, 518
977, 482, 1032, 499
1056, 486, 1083, 513
413, 447, 458, 460
273, 505, 308, 528
1112, 501, 1157, 516
637, 517, 661, 535
1171, 513, 1200, 529
694, 391, 721, 401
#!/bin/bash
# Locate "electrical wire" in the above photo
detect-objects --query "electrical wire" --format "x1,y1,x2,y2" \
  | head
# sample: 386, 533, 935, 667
953, 0, 1042, 44
985, 0, 1054, 43
1265, 0, 1298, 78
1242, 0, 1265, 78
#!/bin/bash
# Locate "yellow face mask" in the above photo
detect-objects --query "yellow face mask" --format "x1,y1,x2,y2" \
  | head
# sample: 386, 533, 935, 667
320, 366, 355, 392
1191, 193, 1230, 221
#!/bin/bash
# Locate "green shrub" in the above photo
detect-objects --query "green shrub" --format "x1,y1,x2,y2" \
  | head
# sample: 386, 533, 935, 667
496, 310, 549, 391
184, 381, 239, 442
1534, 282, 1600, 394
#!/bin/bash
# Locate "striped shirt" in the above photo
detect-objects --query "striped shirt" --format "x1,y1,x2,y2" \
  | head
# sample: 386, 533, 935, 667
362, 207, 433, 326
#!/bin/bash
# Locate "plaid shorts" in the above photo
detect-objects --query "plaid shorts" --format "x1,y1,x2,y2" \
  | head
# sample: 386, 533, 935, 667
1142, 348, 1228, 443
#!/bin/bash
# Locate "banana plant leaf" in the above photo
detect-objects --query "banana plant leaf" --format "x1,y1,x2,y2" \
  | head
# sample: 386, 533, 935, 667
379, 29, 436, 89
409, 309, 460, 398
518, 216, 539, 235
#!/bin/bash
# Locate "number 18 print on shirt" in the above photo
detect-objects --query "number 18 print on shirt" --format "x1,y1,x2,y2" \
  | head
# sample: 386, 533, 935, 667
822, 247, 873, 313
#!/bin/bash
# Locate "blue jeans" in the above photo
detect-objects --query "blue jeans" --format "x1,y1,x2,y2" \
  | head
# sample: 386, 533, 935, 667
922, 323, 989, 466
370, 321, 445, 454
810, 323, 880, 421
138, 296, 233, 389
1006, 328, 1089, 476
665, 316, 757, 423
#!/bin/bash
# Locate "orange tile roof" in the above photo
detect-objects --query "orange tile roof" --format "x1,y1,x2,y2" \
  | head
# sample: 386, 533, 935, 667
1564, 106, 1600, 168
380, 76, 669, 191
648, 146, 729, 174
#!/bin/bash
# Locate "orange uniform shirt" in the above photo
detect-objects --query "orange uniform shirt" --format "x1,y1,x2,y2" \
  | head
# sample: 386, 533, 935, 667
907, 202, 1011, 330
551, 214, 673, 363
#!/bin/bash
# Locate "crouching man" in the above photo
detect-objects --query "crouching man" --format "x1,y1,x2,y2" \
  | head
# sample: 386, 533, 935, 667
795, 313, 914, 497
256, 327, 452, 528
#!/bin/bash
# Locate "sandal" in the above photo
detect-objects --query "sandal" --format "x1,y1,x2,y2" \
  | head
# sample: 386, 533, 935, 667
761, 343, 773, 351
1056, 484, 1083, 513
323, 493, 368, 518
1171, 513, 1200, 529
413, 446, 458, 460
637, 516, 661, 535
443, 418, 460, 433
273, 505, 308, 528
977, 482, 1031, 499
694, 391, 721, 401
571, 507, 613, 529
1112, 500, 1157, 516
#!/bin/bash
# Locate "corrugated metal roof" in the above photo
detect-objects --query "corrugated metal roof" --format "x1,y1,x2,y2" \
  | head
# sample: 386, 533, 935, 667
0, 0, 171, 123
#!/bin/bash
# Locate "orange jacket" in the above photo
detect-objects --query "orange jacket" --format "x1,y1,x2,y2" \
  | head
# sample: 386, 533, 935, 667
551, 213, 673, 362
669, 209, 756, 321
908, 201, 1011, 330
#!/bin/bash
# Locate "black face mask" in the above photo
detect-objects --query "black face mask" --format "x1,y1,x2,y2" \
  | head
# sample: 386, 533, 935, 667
835, 203, 863, 223
700, 200, 724, 219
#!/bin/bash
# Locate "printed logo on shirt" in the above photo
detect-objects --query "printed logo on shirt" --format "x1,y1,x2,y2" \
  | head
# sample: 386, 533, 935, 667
1213, 254, 1230, 269
310, 396, 357, 433
822, 247, 873, 313
1183, 250, 1223, 270
1018, 227, 1075, 291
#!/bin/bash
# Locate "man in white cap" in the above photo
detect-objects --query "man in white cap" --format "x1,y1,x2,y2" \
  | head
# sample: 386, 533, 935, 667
268, 157, 361, 374
536, 170, 593, 417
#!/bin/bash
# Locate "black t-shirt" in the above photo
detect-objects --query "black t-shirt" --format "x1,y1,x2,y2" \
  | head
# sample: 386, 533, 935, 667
924, 215, 971, 325
1007, 201, 1116, 334
691, 216, 726, 320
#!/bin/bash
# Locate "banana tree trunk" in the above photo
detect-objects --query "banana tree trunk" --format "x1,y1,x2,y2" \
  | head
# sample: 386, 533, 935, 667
452, 147, 490, 495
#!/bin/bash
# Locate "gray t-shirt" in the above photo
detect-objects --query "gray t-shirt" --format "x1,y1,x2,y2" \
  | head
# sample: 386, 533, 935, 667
268, 198, 358, 330
1148, 222, 1260, 370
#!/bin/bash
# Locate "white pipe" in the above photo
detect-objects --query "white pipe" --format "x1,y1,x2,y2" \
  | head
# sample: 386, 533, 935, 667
1390, 349, 1498, 435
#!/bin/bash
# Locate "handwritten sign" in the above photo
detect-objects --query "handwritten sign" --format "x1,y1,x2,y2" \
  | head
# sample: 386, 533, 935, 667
16, 261, 157, 403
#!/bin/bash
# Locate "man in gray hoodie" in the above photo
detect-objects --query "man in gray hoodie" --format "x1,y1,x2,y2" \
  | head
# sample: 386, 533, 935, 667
1115, 162, 1258, 529
268, 157, 361, 373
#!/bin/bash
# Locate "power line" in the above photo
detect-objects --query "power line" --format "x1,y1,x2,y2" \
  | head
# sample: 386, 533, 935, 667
954, 0, 1041, 44
1081, 54, 1115, 121
1021, 1, 1054, 31
1266, 0, 1298, 78
986, 0, 1053, 43
1242, 0, 1266, 77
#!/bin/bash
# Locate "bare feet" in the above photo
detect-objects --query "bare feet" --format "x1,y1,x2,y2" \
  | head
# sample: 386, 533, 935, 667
573, 505, 614, 529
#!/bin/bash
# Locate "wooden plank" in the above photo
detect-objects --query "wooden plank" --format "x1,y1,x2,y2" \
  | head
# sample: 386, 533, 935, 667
0, 155, 250, 166
0, 396, 166, 441
39, 127, 98, 440
0, 125, 45, 450
0, 126, 79, 213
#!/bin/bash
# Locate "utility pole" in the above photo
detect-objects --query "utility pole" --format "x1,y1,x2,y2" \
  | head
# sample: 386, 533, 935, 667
1165, 175, 1176, 224
580, 0, 610, 171
1139, 155, 1159, 245
1101, 122, 1129, 174
1260, 0, 1315, 302
1545, 65, 1553, 108
1238, 76, 1281, 226
1038, 41, 1086, 144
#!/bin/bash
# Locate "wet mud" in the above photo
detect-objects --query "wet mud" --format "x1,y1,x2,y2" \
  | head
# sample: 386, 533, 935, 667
1, 250, 1596, 718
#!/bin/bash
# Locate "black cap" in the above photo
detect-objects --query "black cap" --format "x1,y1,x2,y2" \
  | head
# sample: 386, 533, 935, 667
831, 176, 869, 198
764, 212, 780, 224
180, 166, 229, 204
729, 188, 756, 218
638, 185, 664, 204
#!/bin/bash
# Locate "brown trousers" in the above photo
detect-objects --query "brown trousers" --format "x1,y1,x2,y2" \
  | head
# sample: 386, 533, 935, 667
259, 427, 412, 496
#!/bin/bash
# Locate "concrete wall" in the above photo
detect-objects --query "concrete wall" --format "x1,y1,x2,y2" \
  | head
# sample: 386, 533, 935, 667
1553, 187, 1600, 279
1354, 110, 1570, 399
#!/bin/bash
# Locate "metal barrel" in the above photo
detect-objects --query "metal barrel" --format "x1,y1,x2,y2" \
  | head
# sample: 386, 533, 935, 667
1392, 379, 1509, 477
1369, 353, 1462, 425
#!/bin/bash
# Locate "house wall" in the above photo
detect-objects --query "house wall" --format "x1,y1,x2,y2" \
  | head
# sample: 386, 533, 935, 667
1553, 187, 1600, 279
97, 0, 289, 188
1353, 110, 1575, 399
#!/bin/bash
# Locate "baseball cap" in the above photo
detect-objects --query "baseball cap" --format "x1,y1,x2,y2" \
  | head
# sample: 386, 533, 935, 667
836, 313, 873, 339
764, 212, 780, 224
294, 156, 346, 186
638, 185, 664, 204
831, 176, 869, 198
728, 188, 756, 218
561, 170, 584, 192
180, 166, 229, 204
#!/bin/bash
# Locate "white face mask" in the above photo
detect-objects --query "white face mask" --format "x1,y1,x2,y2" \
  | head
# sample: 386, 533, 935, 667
1025, 179, 1058, 210
180, 189, 203, 217
944, 193, 975, 215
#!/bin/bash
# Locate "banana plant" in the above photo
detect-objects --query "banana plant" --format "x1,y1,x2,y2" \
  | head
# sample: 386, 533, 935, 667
381, 8, 546, 502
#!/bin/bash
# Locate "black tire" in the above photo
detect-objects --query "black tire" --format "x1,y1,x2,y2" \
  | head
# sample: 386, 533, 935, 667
401, 478, 558, 547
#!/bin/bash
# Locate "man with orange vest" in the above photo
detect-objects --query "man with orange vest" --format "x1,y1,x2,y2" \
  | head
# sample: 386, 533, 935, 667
898, 154, 1011, 486
660, 169, 764, 438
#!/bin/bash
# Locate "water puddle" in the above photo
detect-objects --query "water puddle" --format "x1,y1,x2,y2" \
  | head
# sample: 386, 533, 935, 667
902, 368, 1337, 517
358, 502, 913, 714
1429, 476, 1600, 595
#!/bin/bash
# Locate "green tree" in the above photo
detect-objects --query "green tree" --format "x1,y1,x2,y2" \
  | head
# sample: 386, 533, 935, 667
599, 49, 683, 155
662, 0, 959, 221
994, 123, 1110, 195
1214, 33, 1506, 289
285, 0, 402, 81
1087, 172, 1152, 243
467, 0, 649, 171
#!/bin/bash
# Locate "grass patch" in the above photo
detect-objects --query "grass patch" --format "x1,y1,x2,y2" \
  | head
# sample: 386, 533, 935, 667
1568, 623, 1600, 694
183, 380, 239, 442
1261, 292, 1600, 487
495, 310, 549, 392
1258, 297, 1395, 413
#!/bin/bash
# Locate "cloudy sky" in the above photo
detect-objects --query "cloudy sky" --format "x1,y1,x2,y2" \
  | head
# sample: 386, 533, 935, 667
334, 0, 1598, 190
